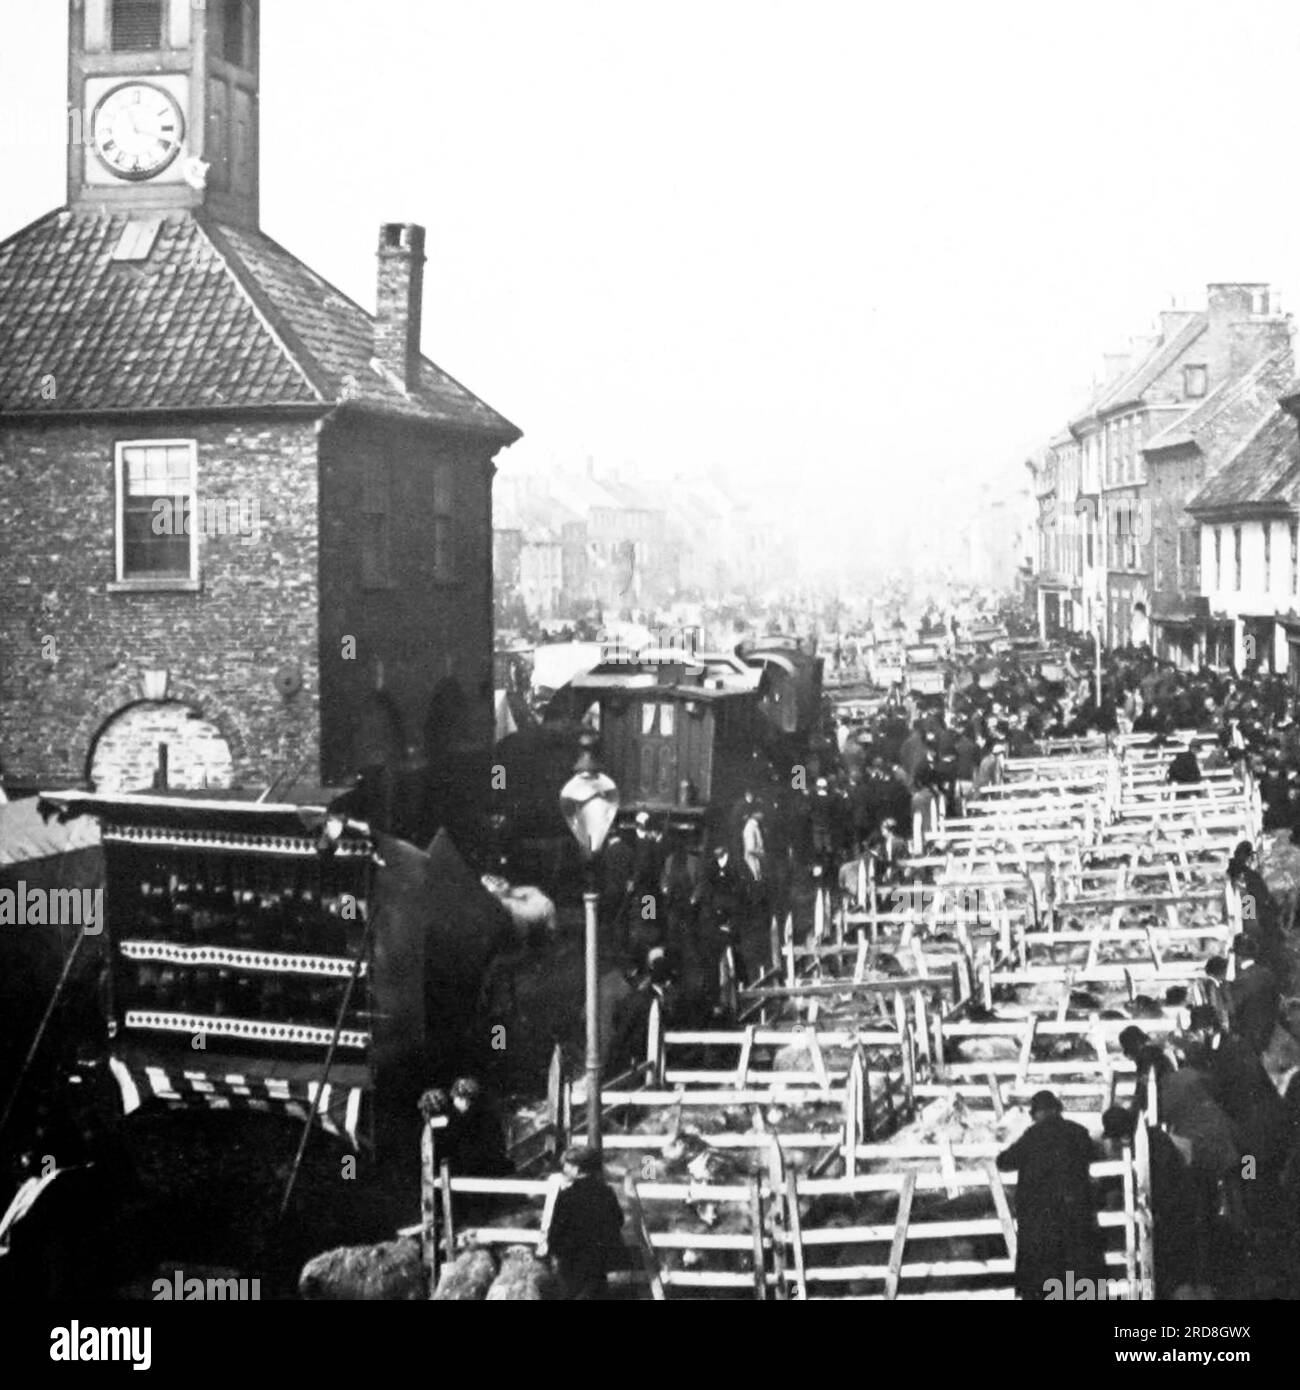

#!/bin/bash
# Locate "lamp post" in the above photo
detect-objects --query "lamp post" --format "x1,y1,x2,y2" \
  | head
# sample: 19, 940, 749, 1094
559, 733, 620, 1152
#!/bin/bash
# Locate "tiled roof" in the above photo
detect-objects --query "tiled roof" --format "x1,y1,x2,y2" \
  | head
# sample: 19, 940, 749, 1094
0, 209, 519, 437
1185, 408, 1300, 514
1145, 351, 1291, 453
1093, 317, 1207, 414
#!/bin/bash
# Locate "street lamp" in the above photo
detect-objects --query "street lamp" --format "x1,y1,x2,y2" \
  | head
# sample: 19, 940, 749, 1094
559, 732, 620, 1153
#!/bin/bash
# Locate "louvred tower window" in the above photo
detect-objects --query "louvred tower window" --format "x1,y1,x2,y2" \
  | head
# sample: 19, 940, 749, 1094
111, 0, 164, 52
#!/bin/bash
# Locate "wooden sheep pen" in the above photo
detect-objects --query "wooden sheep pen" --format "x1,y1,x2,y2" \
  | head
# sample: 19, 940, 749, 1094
400, 744, 1250, 1302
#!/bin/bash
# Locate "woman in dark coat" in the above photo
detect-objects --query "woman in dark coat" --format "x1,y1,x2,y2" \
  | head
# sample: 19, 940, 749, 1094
996, 1090, 1104, 1299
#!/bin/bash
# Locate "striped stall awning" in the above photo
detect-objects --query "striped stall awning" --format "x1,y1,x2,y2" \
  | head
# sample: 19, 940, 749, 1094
108, 1055, 366, 1148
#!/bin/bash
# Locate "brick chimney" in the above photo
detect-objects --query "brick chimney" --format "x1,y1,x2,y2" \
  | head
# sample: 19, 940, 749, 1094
375, 223, 426, 392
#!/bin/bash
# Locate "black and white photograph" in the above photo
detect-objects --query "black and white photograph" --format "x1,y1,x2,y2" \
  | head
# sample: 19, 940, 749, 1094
0, 0, 1296, 1354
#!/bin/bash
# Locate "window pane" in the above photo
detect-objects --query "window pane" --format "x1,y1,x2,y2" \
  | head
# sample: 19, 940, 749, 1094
124, 494, 189, 575
641, 704, 656, 736
126, 445, 192, 496
124, 538, 190, 575
659, 703, 675, 737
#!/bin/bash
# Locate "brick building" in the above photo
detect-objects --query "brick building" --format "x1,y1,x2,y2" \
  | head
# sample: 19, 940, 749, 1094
0, 0, 520, 837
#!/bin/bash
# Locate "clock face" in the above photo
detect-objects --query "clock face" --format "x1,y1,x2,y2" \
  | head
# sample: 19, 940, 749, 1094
92, 82, 186, 181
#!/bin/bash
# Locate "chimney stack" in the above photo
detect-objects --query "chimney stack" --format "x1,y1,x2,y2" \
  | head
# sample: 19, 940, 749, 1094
375, 223, 426, 392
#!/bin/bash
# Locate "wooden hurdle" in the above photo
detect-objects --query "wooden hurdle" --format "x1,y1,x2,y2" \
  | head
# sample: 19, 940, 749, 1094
409, 1140, 1153, 1301
776, 1143, 1151, 1300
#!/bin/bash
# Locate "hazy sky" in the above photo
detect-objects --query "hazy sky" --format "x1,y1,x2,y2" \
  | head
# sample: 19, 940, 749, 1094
3, 1, 1299, 536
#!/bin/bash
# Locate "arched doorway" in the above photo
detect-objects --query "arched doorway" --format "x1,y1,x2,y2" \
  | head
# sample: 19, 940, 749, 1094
89, 702, 234, 793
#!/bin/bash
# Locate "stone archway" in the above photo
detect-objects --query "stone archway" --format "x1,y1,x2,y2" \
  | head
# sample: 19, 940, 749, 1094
89, 701, 235, 793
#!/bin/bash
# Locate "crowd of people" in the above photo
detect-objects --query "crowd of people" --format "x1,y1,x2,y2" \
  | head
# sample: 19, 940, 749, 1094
569, 631, 1300, 1298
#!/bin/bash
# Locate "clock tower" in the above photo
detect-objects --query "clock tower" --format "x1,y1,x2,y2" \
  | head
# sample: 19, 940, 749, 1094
68, 0, 260, 228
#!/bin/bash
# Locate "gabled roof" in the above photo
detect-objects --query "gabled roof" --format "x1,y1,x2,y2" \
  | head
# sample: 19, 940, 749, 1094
1145, 351, 1291, 454
1092, 316, 1207, 415
0, 209, 519, 437
1185, 408, 1300, 515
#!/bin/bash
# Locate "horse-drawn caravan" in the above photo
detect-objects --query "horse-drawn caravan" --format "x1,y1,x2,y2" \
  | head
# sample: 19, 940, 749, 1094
554, 638, 825, 844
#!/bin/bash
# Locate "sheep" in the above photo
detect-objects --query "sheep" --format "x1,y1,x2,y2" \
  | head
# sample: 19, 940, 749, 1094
954, 1036, 1020, 1062
771, 1042, 813, 1072
299, 1237, 426, 1301
1039, 1035, 1095, 1062
485, 1246, 559, 1300
432, 1246, 500, 1301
